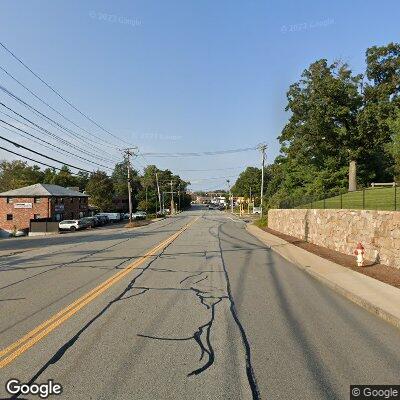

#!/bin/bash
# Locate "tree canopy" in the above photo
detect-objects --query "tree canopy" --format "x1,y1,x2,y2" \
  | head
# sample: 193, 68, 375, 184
231, 167, 261, 198
0, 160, 191, 213
232, 42, 400, 208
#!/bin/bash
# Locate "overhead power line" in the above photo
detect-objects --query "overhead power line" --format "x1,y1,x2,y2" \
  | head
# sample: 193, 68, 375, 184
187, 174, 239, 183
0, 134, 92, 173
0, 102, 117, 164
0, 145, 81, 174
176, 166, 246, 172
0, 119, 113, 171
137, 151, 151, 168
0, 85, 119, 159
0, 64, 119, 150
0, 41, 131, 146
140, 147, 257, 157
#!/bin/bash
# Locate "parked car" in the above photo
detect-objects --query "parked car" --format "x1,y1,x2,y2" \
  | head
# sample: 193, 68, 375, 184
91, 216, 104, 226
59, 219, 85, 232
252, 206, 261, 214
95, 215, 109, 225
132, 211, 147, 220
80, 217, 99, 228
78, 218, 92, 229
96, 213, 121, 223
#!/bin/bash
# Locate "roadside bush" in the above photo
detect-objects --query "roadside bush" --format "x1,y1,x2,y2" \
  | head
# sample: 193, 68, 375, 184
254, 217, 268, 229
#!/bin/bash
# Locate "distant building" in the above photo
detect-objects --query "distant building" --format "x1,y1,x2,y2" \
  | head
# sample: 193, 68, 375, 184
195, 196, 212, 204
113, 196, 129, 213
0, 183, 89, 233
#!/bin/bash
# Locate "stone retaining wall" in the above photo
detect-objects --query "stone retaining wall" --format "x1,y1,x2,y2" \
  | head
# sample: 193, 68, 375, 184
268, 209, 400, 269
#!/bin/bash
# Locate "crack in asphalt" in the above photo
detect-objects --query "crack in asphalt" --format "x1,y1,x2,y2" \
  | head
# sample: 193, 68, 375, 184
179, 271, 205, 284
192, 276, 208, 284
8, 213, 260, 399
134, 212, 260, 395
9, 237, 177, 399
119, 288, 150, 300
215, 218, 261, 400
137, 284, 227, 377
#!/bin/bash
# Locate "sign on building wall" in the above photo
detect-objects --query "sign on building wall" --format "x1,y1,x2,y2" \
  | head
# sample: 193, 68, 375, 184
14, 203, 33, 209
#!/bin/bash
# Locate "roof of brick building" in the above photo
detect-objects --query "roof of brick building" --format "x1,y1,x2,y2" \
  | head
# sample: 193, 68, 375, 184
0, 183, 88, 197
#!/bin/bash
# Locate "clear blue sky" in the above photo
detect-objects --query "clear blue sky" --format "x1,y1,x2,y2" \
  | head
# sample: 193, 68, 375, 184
0, 0, 399, 191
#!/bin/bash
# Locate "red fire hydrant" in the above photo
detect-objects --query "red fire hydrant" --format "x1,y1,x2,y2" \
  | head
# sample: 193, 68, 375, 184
354, 242, 365, 267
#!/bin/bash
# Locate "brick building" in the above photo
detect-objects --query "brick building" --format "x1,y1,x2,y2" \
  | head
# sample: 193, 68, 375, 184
0, 183, 89, 233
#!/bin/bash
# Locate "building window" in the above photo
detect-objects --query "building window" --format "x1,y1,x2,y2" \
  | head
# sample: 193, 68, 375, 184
6, 214, 13, 221
6, 197, 13, 204
34, 197, 42, 203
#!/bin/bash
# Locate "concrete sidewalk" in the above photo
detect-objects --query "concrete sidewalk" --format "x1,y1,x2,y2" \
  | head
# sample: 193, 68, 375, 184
247, 223, 400, 329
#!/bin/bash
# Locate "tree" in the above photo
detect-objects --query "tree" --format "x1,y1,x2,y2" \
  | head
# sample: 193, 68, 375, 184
112, 161, 141, 197
85, 171, 114, 211
51, 166, 79, 188
0, 160, 43, 191
42, 168, 57, 184
76, 171, 89, 191
138, 165, 159, 212
357, 43, 400, 183
387, 109, 400, 182
112, 161, 141, 210
137, 165, 190, 212
231, 167, 261, 198
271, 59, 362, 204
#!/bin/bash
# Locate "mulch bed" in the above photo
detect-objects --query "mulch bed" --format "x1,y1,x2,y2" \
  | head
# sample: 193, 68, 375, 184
124, 220, 153, 228
262, 227, 400, 289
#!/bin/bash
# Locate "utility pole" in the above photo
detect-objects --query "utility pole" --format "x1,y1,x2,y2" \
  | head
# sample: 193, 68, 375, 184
178, 183, 181, 212
155, 172, 162, 214
170, 180, 175, 214
122, 147, 137, 223
257, 143, 267, 218
248, 186, 252, 214
227, 179, 233, 213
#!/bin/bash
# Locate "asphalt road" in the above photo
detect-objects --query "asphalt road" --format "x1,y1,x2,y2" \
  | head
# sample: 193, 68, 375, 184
0, 207, 399, 399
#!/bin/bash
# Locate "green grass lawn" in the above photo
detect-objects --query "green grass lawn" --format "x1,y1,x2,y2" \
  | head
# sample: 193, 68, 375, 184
296, 187, 400, 211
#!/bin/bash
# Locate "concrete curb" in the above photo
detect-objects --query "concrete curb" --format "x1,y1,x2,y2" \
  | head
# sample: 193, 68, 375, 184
246, 223, 400, 330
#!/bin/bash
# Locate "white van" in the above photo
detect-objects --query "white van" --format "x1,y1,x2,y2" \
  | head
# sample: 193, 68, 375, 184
96, 213, 121, 223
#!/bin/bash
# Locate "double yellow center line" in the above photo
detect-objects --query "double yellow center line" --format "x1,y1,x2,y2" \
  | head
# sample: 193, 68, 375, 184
0, 216, 199, 369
